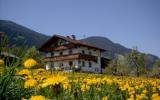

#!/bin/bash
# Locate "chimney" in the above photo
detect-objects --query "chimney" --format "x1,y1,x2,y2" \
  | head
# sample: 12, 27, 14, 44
66, 36, 70, 39
71, 35, 76, 40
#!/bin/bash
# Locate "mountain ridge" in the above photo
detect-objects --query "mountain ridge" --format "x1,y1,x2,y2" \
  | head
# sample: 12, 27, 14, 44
81, 36, 131, 54
0, 20, 50, 47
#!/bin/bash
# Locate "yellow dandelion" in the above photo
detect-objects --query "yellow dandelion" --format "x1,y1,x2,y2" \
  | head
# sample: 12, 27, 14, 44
24, 58, 37, 69
0, 59, 4, 65
36, 68, 46, 75
81, 84, 90, 92
152, 93, 160, 99
25, 75, 33, 80
142, 89, 147, 94
63, 82, 71, 90
21, 98, 27, 100
24, 79, 37, 88
41, 75, 67, 88
102, 96, 108, 100
29, 95, 45, 100
17, 69, 30, 76
152, 96, 160, 100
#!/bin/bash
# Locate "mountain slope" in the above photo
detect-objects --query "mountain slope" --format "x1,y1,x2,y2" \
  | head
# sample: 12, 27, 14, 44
0, 20, 50, 47
81, 36, 131, 58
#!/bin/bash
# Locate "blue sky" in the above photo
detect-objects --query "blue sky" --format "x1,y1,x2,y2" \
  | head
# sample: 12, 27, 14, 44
0, 0, 160, 57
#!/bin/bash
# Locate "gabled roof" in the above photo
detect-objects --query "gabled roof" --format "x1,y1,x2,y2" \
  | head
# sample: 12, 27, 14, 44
39, 34, 106, 51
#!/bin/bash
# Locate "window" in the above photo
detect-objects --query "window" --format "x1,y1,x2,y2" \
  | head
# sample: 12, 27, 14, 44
89, 62, 92, 67
78, 60, 81, 64
46, 53, 51, 57
58, 40, 64, 46
82, 61, 85, 67
51, 63, 54, 68
59, 51, 63, 56
66, 41, 69, 44
82, 50, 85, 54
69, 61, 73, 66
95, 68, 97, 72
96, 58, 98, 63
89, 51, 92, 55
51, 52, 54, 57
59, 41, 62, 45
95, 68, 99, 72
97, 68, 99, 72
60, 63, 63, 67
69, 49, 73, 54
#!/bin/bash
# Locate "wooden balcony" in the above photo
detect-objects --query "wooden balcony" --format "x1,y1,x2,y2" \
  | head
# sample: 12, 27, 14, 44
45, 53, 97, 62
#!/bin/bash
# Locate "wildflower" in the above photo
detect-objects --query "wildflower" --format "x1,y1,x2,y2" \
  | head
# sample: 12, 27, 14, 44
128, 90, 135, 95
0, 59, 4, 65
152, 93, 160, 100
37, 68, 46, 72
152, 87, 157, 93
96, 87, 101, 91
25, 75, 33, 80
41, 75, 67, 88
127, 94, 134, 100
17, 69, 30, 76
136, 93, 147, 100
24, 79, 37, 88
29, 95, 45, 100
142, 89, 147, 94
63, 82, 71, 90
102, 96, 108, 100
81, 84, 90, 92
21, 98, 27, 100
24, 58, 37, 69
35, 68, 47, 75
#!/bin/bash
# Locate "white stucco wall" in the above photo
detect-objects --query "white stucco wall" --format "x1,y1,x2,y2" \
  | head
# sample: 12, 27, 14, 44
45, 46, 102, 73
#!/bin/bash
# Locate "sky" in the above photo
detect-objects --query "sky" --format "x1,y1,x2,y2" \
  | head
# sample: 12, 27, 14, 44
0, 0, 160, 57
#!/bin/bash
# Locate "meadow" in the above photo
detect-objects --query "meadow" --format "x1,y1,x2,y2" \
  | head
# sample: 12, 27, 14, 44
0, 58, 160, 100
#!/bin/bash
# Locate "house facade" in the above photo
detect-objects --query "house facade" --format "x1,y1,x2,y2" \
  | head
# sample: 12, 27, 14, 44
39, 35, 106, 73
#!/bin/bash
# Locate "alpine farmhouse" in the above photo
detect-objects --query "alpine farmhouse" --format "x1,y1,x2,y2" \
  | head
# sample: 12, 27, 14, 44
39, 35, 109, 73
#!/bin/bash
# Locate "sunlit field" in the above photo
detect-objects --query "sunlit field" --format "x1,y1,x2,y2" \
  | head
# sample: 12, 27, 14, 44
0, 58, 160, 100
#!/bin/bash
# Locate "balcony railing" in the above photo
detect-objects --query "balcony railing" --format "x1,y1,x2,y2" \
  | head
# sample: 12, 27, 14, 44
45, 53, 97, 62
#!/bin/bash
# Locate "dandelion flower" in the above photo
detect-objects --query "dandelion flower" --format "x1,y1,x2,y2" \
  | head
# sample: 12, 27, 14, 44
102, 96, 108, 100
29, 95, 45, 100
0, 59, 4, 65
41, 75, 67, 88
152, 93, 160, 100
17, 69, 30, 76
81, 84, 90, 92
63, 82, 71, 90
24, 58, 37, 68
24, 79, 37, 88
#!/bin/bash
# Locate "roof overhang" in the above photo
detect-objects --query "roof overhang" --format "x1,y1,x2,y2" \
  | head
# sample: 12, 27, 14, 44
39, 34, 106, 52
